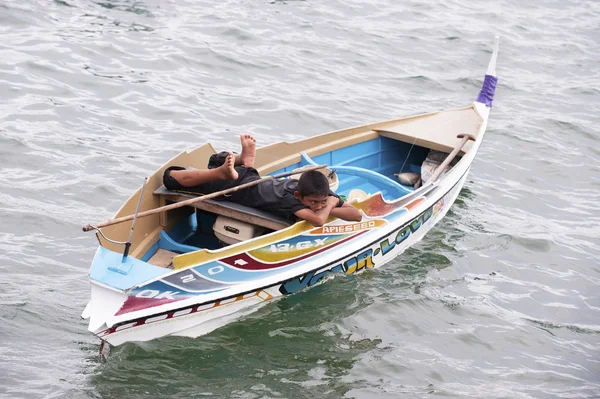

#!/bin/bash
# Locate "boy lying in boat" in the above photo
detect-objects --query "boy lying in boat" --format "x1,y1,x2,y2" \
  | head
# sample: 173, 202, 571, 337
163, 134, 362, 227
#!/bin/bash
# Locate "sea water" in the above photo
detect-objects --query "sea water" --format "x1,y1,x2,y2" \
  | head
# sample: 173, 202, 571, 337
0, 0, 599, 397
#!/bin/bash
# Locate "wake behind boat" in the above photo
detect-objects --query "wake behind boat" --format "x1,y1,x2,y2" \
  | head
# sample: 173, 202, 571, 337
82, 38, 500, 347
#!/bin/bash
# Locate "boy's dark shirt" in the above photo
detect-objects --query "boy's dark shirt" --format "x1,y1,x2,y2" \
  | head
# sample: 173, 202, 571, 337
245, 178, 308, 223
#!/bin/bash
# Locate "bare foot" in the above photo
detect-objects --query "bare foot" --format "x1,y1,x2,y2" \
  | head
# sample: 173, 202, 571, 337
217, 152, 238, 180
239, 134, 256, 167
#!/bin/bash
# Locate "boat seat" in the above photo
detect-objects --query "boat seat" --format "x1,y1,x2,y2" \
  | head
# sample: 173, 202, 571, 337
147, 249, 177, 268
153, 186, 292, 231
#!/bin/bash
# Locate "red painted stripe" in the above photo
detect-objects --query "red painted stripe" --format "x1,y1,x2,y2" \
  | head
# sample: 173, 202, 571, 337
220, 231, 367, 271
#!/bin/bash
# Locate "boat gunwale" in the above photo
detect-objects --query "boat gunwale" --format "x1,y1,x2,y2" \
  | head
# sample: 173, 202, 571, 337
89, 99, 492, 330
90, 103, 489, 299
87, 97, 493, 335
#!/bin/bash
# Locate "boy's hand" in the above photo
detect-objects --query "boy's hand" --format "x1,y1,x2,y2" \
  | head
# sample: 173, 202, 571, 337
329, 201, 362, 223
294, 196, 338, 227
327, 195, 340, 208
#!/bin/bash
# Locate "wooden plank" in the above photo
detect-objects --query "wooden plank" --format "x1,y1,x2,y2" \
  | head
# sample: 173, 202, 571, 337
375, 106, 483, 155
147, 249, 178, 268
159, 193, 290, 231
158, 195, 167, 227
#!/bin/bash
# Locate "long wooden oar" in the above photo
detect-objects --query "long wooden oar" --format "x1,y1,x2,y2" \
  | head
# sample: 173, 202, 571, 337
83, 164, 328, 232
429, 134, 476, 183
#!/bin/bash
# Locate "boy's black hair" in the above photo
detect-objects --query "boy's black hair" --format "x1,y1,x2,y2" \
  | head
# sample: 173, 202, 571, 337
297, 170, 329, 197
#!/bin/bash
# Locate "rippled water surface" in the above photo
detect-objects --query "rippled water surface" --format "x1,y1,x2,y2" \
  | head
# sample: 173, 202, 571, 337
1, 0, 599, 398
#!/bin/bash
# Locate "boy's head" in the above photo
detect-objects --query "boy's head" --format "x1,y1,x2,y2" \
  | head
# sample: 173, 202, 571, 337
294, 170, 330, 212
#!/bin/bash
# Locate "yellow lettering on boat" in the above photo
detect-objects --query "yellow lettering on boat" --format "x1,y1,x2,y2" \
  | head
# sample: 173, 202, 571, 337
312, 219, 386, 235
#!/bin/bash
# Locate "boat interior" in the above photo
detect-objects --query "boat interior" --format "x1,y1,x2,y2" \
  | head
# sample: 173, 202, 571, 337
95, 105, 483, 269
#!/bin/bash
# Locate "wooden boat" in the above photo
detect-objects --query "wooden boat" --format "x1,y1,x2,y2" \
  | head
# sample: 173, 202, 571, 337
82, 38, 499, 347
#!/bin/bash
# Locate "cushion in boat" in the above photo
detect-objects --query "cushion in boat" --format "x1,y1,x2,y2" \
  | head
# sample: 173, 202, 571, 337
394, 172, 421, 186
421, 149, 459, 183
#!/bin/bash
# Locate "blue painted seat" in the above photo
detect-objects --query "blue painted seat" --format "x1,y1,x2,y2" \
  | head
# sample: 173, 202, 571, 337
158, 230, 201, 254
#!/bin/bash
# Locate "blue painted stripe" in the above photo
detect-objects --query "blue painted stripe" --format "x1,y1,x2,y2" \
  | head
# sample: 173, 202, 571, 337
192, 260, 296, 283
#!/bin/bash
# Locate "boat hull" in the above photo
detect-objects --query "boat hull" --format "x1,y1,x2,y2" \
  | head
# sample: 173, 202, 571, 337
82, 34, 500, 346
90, 167, 470, 346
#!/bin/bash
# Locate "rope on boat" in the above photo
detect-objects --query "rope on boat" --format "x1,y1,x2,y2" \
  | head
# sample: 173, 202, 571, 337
398, 135, 418, 175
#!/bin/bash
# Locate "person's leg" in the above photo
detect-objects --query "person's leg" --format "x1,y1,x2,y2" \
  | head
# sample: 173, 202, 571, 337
169, 152, 238, 187
208, 135, 256, 169
236, 134, 256, 168
208, 151, 231, 169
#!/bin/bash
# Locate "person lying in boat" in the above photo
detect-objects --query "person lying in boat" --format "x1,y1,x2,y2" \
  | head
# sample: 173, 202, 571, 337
163, 134, 362, 227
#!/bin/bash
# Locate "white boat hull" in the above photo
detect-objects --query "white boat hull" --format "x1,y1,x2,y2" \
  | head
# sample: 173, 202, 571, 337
89, 169, 470, 346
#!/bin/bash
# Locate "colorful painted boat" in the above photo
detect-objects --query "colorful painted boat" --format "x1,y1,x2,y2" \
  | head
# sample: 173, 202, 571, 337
82, 38, 499, 347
